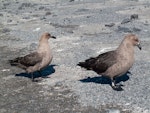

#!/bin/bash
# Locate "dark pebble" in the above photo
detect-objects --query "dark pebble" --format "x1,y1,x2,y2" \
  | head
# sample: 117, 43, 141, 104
133, 27, 141, 32
69, 0, 75, 2
45, 11, 51, 16
18, 3, 35, 10
22, 16, 30, 19
39, 6, 45, 10
87, 16, 91, 18
2, 7, 6, 9
105, 23, 115, 27
0, 13, 3, 16
121, 18, 131, 24
117, 26, 132, 33
130, 14, 138, 20
55, 81, 63, 87
7, 19, 12, 23
40, 16, 46, 20
3, 3, 10, 6
2, 28, 10, 33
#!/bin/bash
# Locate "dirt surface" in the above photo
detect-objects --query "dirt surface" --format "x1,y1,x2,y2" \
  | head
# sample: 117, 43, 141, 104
0, 0, 150, 113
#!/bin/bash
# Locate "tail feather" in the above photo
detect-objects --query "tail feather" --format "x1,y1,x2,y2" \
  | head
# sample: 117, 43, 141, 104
9, 57, 22, 66
9, 57, 27, 70
77, 57, 96, 70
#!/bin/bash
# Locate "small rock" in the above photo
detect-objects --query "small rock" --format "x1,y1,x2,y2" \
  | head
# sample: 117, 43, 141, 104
33, 27, 41, 32
52, 14, 57, 17
55, 82, 63, 87
7, 11, 12, 13
16, 1, 19, 4
130, 14, 138, 20
133, 27, 141, 32
18, 3, 35, 10
7, 19, 12, 23
3, 3, 10, 6
45, 11, 51, 16
2, 7, 6, 9
32, 14, 39, 17
44, 8, 50, 11
0, 13, 3, 16
121, 18, 131, 24
2, 28, 10, 33
105, 23, 115, 27
40, 16, 46, 20
117, 26, 132, 33
1, 69, 10, 72
39, 6, 45, 10
69, 0, 75, 2
86, 16, 91, 18
106, 109, 120, 113
22, 16, 30, 19
21, 3, 33, 7
143, 21, 149, 26
77, 8, 89, 12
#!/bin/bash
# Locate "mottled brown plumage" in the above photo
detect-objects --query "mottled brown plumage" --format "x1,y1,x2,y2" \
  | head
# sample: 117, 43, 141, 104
78, 34, 141, 91
9, 32, 56, 81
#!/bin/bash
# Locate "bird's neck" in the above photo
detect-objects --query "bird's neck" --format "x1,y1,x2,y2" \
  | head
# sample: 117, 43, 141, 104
38, 40, 50, 52
117, 41, 135, 56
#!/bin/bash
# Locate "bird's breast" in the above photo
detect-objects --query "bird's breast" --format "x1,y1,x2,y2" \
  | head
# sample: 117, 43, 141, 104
104, 55, 134, 78
39, 51, 53, 70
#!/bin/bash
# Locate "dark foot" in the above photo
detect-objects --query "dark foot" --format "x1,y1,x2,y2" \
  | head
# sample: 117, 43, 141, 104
111, 79, 124, 91
127, 71, 132, 75
42, 76, 51, 78
31, 73, 35, 82
111, 84, 124, 91
32, 77, 43, 82
117, 82, 124, 87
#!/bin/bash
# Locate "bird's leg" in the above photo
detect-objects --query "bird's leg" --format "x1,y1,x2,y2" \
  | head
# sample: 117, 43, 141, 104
114, 76, 124, 86
31, 73, 35, 82
111, 80, 115, 87
32, 71, 43, 82
34, 70, 44, 81
111, 78, 123, 91
127, 71, 132, 75
116, 82, 124, 87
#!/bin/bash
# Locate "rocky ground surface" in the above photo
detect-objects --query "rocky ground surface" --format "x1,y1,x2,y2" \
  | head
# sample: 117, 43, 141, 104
0, 0, 150, 113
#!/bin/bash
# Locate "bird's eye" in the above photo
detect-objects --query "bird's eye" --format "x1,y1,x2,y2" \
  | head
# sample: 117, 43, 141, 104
47, 34, 50, 37
135, 38, 138, 42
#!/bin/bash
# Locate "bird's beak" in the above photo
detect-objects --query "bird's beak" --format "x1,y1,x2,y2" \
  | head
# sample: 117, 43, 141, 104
137, 42, 142, 50
51, 36, 56, 39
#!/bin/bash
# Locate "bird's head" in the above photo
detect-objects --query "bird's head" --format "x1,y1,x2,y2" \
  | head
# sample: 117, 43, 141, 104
39, 33, 56, 43
124, 34, 141, 50
42, 32, 56, 39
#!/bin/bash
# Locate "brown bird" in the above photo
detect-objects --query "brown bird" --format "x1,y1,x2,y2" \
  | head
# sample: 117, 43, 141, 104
9, 32, 56, 81
78, 34, 141, 91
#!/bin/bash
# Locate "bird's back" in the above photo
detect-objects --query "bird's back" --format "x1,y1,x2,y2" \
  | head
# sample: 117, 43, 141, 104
78, 50, 117, 74
9, 52, 43, 70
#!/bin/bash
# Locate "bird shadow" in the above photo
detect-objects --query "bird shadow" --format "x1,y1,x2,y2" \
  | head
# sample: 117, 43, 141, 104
15, 64, 57, 80
79, 71, 131, 85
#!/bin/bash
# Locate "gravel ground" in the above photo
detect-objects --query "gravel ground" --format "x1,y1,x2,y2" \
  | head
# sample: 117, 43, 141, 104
0, 0, 150, 113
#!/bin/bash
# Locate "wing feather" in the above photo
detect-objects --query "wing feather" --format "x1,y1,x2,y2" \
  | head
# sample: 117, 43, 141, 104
19, 52, 43, 66
78, 50, 117, 74
93, 51, 117, 74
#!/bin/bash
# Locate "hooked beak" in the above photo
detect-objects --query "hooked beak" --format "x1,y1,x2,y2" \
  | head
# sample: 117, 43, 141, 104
51, 36, 56, 39
137, 43, 142, 50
